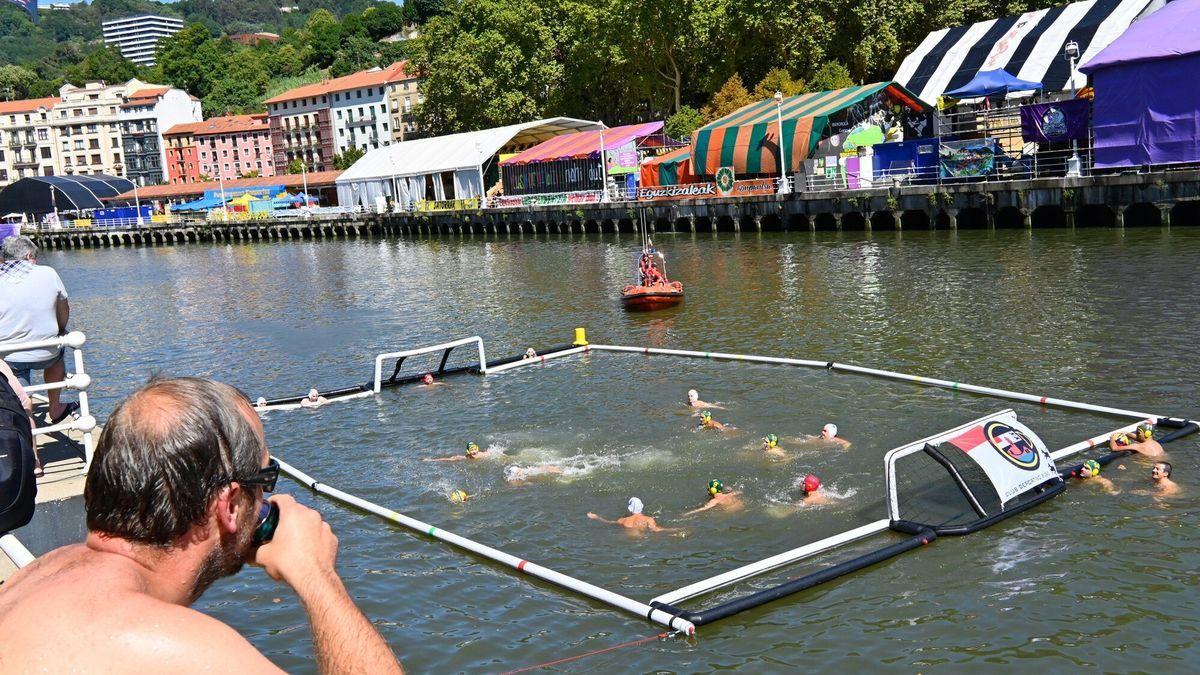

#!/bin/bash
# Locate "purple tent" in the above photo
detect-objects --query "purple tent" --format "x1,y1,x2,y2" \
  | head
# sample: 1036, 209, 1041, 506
1079, 0, 1200, 168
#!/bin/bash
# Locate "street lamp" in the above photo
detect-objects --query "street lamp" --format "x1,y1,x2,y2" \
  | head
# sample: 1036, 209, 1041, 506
598, 122, 610, 203
133, 178, 143, 226
1064, 40, 1082, 178
774, 91, 791, 195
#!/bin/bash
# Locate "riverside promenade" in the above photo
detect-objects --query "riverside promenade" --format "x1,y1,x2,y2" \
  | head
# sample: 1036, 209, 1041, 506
30, 169, 1200, 250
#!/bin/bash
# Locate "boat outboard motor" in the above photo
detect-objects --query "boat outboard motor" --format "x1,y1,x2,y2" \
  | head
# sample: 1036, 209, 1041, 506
0, 375, 36, 534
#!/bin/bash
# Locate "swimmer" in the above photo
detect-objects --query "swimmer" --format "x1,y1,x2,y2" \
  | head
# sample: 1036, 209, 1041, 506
686, 389, 723, 409
1110, 423, 1164, 457
420, 373, 446, 387
698, 410, 729, 431
254, 396, 267, 410
762, 434, 787, 458
523, 348, 538, 360
799, 474, 831, 505
449, 489, 470, 503
504, 464, 564, 484
1076, 459, 1119, 495
587, 497, 679, 533
684, 479, 744, 515
299, 388, 328, 408
424, 441, 499, 462
818, 423, 850, 448
1152, 461, 1178, 496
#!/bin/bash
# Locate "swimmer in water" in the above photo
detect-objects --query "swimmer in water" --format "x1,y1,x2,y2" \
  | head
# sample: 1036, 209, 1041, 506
762, 434, 787, 458
504, 464, 564, 484
299, 388, 328, 408
698, 410, 729, 431
686, 389, 724, 409
587, 498, 680, 533
684, 479, 744, 515
420, 373, 446, 387
523, 348, 538, 359
254, 396, 268, 410
425, 441, 499, 462
818, 423, 850, 448
799, 474, 831, 505
1152, 461, 1178, 496
1076, 459, 1119, 495
1110, 423, 1164, 457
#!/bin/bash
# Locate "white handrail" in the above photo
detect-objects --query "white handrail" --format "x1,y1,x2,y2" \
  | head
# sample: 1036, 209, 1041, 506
0, 534, 34, 568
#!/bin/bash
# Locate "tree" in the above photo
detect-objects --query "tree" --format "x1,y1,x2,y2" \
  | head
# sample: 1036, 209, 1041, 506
702, 73, 752, 122
665, 105, 703, 140
301, 9, 341, 68
329, 34, 376, 77
267, 44, 304, 78
0, 64, 37, 100
204, 50, 269, 114
156, 24, 214, 94
63, 47, 141, 86
286, 158, 305, 174
807, 61, 854, 92
363, 2, 406, 41
412, 0, 563, 134
243, 169, 261, 178
333, 146, 365, 169
752, 67, 806, 100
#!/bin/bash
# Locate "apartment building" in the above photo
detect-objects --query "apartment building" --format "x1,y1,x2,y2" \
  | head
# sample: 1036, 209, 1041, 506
386, 64, 423, 141
264, 62, 415, 172
102, 14, 184, 68
0, 97, 59, 187
163, 114, 275, 184
118, 86, 203, 185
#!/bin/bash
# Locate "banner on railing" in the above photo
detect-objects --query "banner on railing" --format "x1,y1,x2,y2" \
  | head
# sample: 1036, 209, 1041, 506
637, 178, 775, 202
491, 191, 603, 209
939, 139, 996, 179
1020, 100, 1089, 143
415, 198, 481, 212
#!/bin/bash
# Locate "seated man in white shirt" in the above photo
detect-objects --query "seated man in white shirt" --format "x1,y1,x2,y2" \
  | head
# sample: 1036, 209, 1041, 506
0, 236, 75, 425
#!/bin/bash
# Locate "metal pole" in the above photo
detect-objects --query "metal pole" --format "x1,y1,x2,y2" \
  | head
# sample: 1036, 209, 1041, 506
1065, 41, 1082, 177
302, 161, 310, 206
218, 171, 228, 223
775, 91, 791, 194
133, 181, 143, 226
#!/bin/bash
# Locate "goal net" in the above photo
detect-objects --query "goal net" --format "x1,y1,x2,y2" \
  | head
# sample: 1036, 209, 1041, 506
372, 336, 488, 392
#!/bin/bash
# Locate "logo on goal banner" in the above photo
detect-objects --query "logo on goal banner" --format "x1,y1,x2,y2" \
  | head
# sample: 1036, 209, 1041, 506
715, 166, 736, 197
983, 421, 1040, 470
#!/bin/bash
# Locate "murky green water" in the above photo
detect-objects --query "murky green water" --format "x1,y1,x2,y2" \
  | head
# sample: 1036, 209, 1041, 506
45, 228, 1200, 672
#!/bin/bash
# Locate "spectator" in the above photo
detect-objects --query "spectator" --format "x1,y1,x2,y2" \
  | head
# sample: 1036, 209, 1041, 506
0, 236, 76, 425
0, 377, 404, 673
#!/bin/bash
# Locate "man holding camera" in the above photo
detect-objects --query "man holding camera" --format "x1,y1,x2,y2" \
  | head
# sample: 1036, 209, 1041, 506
0, 377, 403, 673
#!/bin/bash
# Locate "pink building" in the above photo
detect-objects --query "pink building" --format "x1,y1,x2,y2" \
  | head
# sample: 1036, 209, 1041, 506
164, 113, 275, 183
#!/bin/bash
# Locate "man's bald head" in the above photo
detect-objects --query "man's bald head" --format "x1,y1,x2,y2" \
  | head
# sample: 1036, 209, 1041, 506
85, 377, 266, 546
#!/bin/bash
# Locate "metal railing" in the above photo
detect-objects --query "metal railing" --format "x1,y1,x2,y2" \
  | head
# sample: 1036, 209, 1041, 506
1, 331, 96, 474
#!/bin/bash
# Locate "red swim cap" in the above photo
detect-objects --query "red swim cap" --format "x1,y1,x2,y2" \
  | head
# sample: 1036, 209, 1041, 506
803, 474, 821, 493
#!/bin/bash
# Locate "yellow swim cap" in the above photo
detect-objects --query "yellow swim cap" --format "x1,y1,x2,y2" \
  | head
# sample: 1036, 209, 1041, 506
1135, 423, 1153, 441
466, 442, 480, 457
708, 478, 723, 495
450, 490, 469, 503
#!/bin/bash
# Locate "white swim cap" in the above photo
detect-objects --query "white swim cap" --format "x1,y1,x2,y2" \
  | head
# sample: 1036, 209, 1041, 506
504, 465, 521, 480
256, 397, 267, 407
628, 497, 644, 514
308, 388, 319, 397
823, 423, 838, 437
688, 389, 699, 400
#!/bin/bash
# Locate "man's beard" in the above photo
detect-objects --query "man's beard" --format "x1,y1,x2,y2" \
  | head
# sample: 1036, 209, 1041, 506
189, 498, 257, 602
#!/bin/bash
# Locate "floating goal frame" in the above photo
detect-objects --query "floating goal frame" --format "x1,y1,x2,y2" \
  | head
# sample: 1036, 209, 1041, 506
269, 331, 1198, 634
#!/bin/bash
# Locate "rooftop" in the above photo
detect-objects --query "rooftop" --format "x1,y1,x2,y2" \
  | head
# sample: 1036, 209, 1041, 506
164, 114, 270, 138
110, 170, 344, 201
0, 97, 60, 115
263, 62, 414, 105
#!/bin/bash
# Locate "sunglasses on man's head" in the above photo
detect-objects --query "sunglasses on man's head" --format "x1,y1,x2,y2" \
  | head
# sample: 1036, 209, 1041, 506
235, 457, 279, 492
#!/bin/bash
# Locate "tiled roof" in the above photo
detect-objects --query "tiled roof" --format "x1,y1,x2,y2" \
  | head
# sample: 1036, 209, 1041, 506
164, 114, 270, 137
0, 97, 60, 114
109, 170, 344, 201
129, 86, 171, 99
263, 61, 413, 105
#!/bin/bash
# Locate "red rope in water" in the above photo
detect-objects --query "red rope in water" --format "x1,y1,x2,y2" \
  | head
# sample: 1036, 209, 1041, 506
500, 631, 670, 674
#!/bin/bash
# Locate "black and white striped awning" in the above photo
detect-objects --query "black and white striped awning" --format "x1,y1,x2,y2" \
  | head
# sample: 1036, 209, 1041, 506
894, 0, 1158, 104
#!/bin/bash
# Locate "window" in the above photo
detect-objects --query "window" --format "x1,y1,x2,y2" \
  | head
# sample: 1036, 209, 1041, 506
74, 140, 84, 150
91, 153, 101, 164
335, 93, 340, 101
112, 138, 119, 148
40, 147, 51, 159
87, 124, 97, 133
89, 139, 99, 149
37, 129, 48, 141
87, 107, 97, 116
113, 153, 119, 163
222, 150, 228, 157
356, 90, 362, 99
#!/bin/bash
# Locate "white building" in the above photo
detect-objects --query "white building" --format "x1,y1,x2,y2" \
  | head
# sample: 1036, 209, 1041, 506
0, 97, 60, 187
118, 86, 202, 185
102, 14, 184, 68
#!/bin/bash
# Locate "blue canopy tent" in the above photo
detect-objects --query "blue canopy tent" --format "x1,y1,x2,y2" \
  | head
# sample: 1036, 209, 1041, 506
945, 69, 1043, 99
172, 195, 228, 212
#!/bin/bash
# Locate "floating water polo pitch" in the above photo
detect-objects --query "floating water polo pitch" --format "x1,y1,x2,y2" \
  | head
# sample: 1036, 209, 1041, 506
263, 330, 1198, 636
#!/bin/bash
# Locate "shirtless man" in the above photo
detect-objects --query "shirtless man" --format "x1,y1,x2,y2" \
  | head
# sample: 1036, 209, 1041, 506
1152, 461, 1179, 496
819, 423, 851, 448
424, 441, 499, 462
698, 410, 729, 431
1110, 423, 1164, 457
762, 434, 786, 458
299, 388, 328, 408
686, 389, 723, 409
799, 474, 831, 505
587, 497, 679, 533
1077, 459, 1119, 495
504, 464, 564, 484
0, 377, 403, 674
684, 479, 744, 515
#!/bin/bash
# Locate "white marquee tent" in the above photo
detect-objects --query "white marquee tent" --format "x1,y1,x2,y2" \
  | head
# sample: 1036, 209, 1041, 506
336, 117, 602, 209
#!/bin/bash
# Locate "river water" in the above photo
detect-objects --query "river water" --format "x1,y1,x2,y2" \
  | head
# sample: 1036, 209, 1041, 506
42, 228, 1200, 672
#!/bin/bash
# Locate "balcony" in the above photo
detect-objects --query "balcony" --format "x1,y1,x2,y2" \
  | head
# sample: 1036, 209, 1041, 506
13, 156, 39, 168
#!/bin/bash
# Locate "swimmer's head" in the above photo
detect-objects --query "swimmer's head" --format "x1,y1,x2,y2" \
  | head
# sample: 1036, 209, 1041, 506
1080, 459, 1101, 478
524, 348, 537, 358
699, 410, 712, 426
450, 490, 469, 503
763, 434, 779, 449
1153, 461, 1172, 480
504, 465, 523, 481
466, 442, 480, 458
803, 474, 821, 494
255, 396, 267, 407
1135, 422, 1154, 442
627, 497, 644, 515
822, 423, 838, 439
687, 389, 699, 404
307, 388, 319, 401
707, 478, 723, 495
422, 373, 434, 385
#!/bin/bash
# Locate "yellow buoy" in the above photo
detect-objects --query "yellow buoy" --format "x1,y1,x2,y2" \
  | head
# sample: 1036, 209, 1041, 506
573, 327, 589, 346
